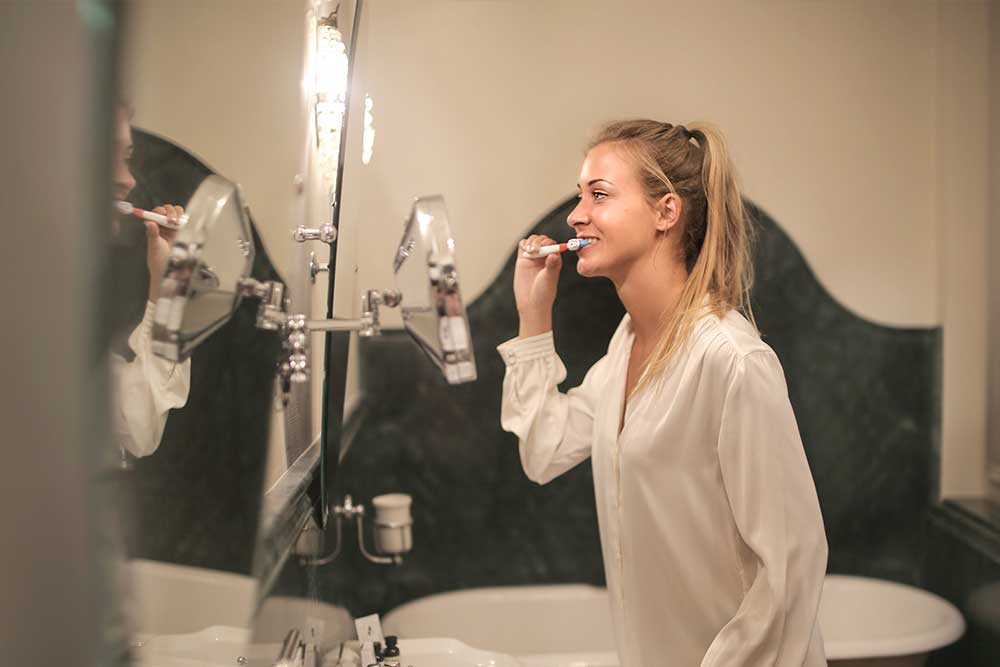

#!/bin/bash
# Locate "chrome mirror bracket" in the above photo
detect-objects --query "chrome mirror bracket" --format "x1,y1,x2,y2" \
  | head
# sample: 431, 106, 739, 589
237, 278, 310, 397
293, 223, 338, 244
237, 281, 403, 397
238, 278, 287, 331
308, 251, 329, 283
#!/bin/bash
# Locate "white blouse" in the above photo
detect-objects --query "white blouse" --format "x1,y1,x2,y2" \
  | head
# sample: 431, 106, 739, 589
498, 310, 828, 666
110, 300, 191, 458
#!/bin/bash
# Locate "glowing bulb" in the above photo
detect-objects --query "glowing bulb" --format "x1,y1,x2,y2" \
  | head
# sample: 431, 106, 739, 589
313, 20, 349, 190
362, 94, 375, 165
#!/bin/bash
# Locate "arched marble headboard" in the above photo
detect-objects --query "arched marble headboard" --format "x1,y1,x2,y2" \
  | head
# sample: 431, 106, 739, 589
327, 196, 940, 615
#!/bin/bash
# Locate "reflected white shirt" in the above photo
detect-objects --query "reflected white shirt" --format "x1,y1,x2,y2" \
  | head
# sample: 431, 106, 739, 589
498, 311, 828, 667
111, 300, 191, 458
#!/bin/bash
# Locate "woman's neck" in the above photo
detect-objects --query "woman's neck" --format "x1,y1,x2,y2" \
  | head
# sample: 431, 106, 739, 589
614, 253, 688, 348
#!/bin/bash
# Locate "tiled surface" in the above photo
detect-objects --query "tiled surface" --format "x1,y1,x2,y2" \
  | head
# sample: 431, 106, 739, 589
318, 197, 942, 616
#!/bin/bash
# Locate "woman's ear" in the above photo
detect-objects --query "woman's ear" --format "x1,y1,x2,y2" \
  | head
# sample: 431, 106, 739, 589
655, 193, 682, 233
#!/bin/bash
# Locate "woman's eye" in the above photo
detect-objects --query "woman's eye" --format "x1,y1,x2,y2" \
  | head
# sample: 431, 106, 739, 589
593, 191, 608, 201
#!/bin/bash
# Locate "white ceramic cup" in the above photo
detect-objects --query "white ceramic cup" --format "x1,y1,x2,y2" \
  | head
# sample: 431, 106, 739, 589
372, 493, 413, 555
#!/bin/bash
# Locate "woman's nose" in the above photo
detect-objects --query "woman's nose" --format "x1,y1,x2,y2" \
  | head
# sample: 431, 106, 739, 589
114, 162, 135, 195
567, 202, 587, 228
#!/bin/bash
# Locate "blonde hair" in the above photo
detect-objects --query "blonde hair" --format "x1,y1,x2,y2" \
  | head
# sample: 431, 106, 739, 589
588, 119, 756, 393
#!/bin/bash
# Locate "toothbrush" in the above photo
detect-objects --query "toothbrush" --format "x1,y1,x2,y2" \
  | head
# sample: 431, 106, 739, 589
522, 238, 592, 259
114, 200, 188, 229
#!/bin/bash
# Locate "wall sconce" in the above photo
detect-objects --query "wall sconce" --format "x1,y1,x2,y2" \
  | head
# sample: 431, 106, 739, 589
312, 1, 349, 193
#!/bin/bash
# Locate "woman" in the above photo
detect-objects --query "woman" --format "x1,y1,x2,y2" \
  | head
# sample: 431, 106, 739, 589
110, 102, 190, 459
498, 120, 828, 666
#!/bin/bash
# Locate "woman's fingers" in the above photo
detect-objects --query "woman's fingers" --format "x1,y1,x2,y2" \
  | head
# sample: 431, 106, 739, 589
523, 234, 558, 255
165, 205, 183, 239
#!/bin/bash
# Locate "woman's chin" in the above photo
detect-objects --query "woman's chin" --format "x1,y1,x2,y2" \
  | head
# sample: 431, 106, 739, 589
576, 259, 599, 278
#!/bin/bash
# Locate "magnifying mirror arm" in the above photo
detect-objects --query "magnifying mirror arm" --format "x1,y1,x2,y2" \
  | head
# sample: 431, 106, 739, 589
305, 289, 401, 337
305, 318, 370, 333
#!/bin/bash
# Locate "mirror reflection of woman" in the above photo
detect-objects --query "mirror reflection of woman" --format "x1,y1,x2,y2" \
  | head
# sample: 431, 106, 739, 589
499, 120, 828, 666
109, 103, 191, 459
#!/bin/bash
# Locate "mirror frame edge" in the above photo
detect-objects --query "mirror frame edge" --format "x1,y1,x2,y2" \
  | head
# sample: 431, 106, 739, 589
250, 0, 365, 608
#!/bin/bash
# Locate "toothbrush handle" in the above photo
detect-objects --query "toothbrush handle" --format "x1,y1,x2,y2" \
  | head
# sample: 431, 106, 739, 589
522, 243, 565, 259
135, 207, 187, 228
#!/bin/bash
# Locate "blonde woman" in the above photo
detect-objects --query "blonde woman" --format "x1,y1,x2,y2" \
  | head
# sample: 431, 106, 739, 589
498, 120, 828, 666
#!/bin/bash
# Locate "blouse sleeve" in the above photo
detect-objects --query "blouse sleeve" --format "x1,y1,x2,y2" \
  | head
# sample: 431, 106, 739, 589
497, 330, 606, 485
701, 349, 828, 667
113, 301, 192, 458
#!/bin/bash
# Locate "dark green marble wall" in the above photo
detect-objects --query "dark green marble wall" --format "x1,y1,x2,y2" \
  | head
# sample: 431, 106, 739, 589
319, 196, 942, 616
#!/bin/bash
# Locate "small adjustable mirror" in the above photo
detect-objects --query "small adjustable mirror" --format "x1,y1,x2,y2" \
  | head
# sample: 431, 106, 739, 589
151, 174, 254, 362
300, 195, 477, 385
393, 195, 477, 384
151, 186, 477, 388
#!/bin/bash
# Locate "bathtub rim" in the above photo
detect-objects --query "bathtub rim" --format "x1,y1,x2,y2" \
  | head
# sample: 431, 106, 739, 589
384, 578, 966, 661
821, 574, 965, 660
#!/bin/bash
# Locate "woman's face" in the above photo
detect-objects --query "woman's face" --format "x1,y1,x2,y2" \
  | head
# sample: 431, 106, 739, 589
113, 108, 136, 201
567, 142, 664, 283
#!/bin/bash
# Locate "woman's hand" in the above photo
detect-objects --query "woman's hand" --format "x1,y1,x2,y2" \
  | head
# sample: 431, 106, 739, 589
514, 234, 562, 337
145, 204, 183, 301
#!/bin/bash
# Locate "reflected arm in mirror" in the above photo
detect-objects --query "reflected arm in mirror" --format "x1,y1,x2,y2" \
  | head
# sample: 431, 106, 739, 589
111, 299, 192, 458
142, 204, 185, 301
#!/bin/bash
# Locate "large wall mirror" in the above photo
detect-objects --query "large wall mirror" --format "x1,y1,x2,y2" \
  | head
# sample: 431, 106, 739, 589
106, 0, 480, 661
106, 0, 363, 657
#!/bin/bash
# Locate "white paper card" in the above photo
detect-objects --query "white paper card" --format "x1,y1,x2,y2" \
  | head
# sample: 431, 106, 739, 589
354, 614, 385, 665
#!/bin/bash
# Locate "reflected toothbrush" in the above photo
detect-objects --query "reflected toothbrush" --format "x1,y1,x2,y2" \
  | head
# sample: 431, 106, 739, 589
522, 237, 592, 259
114, 200, 188, 229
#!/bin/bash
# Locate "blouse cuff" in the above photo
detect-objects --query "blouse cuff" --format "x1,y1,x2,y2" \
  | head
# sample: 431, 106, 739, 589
496, 330, 556, 366
141, 300, 156, 328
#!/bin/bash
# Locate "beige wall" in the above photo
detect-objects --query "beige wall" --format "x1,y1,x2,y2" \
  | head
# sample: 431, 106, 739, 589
937, 1, 990, 499
123, 1, 993, 497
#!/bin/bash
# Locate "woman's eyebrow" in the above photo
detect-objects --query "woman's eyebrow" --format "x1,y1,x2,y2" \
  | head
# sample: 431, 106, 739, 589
576, 179, 614, 189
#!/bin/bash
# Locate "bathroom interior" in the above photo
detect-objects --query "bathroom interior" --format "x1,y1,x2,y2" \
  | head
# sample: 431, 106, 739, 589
4, 0, 1000, 665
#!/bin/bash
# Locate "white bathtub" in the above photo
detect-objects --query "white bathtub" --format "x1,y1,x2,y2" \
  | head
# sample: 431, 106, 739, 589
383, 576, 965, 667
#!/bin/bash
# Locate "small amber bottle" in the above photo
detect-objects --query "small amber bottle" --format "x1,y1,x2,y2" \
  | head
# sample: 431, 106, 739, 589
382, 636, 400, 667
